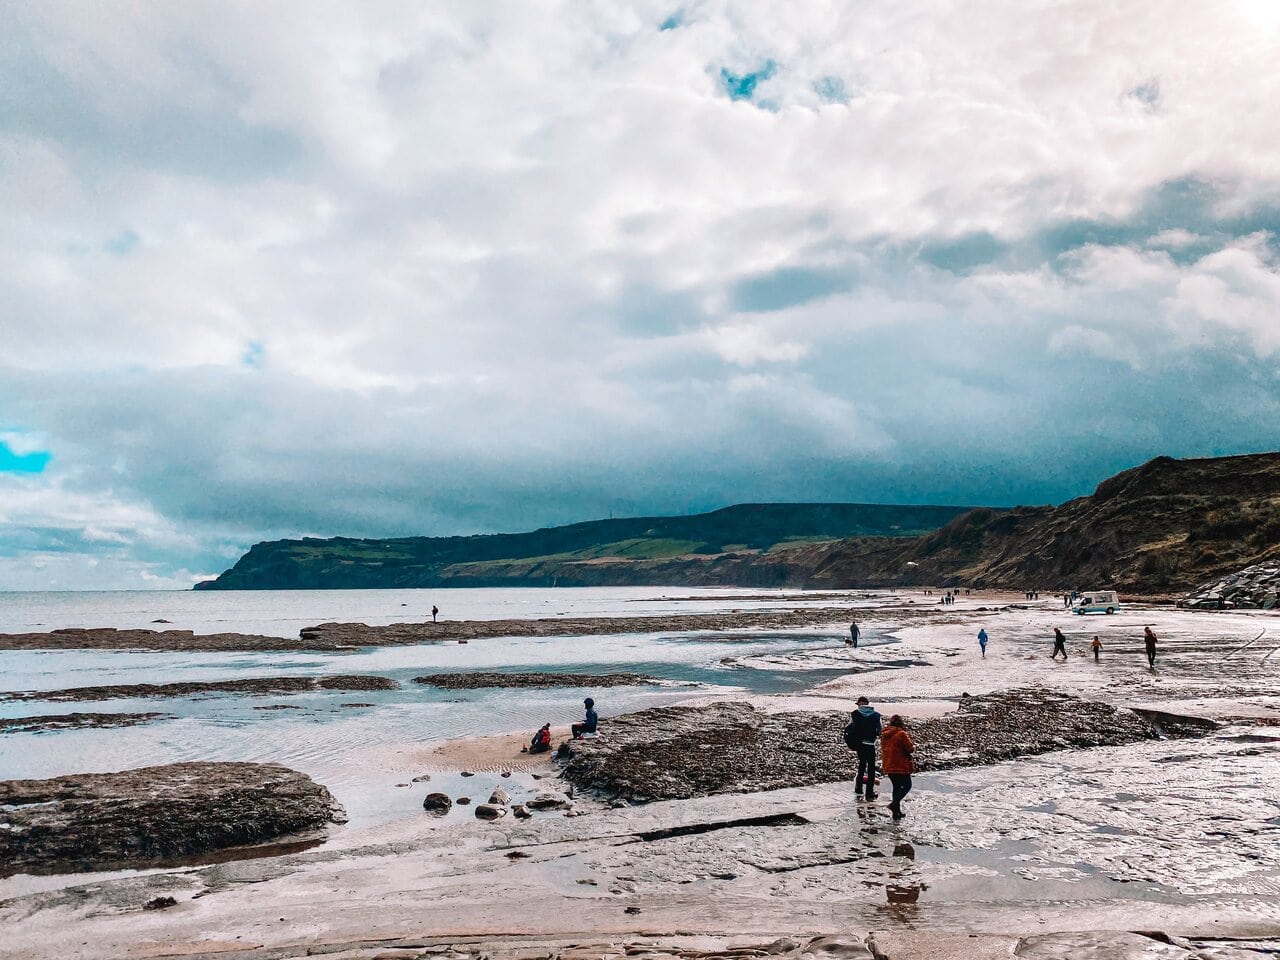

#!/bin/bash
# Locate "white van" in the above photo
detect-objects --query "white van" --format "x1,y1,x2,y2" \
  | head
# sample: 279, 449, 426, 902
1073, 591, 1120, 615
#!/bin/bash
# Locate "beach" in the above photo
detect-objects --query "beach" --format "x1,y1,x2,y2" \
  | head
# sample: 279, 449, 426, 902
1, 588, 1278, 959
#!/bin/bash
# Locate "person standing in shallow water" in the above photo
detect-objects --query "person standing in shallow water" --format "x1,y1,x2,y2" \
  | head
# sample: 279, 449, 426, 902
844, 696, 881, 801
848, 621, 860, 649
1144, 626, 1158, 669
977, 628, 988, 658
1091, 635, 1102, 662
881, 715, 916, 820
1051, 627, 1068, 661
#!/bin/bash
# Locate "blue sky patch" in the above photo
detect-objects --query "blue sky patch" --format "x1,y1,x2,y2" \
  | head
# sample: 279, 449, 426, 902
243, 341, 265, 368
813, 76, 848, 104
0, 440, 51, 473
659, 11, 684, 30
105, 229, 139, 255
720, 61, 777, 101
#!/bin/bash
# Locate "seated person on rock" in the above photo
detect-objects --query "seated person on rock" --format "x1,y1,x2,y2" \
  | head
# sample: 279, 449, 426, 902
571, 697, 598, 739
524, 723, 552, 754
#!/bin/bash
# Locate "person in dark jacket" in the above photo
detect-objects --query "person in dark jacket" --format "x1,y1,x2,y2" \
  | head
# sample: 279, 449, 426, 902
1051, 627, 1068, 660
844, 696, 881, 801
881, 715, 915, 819
1144, 626, 1158, 669
572, 697, 598, 738
848, 621, 860, 649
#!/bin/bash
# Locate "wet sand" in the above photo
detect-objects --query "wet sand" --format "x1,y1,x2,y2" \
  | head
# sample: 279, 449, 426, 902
2, 594, 1278, 960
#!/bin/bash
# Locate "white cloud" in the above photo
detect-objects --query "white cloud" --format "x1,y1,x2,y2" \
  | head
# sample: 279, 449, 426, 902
2, 0, 1280, 585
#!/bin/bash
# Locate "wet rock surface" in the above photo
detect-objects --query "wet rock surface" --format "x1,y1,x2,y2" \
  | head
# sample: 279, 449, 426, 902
0, 674, 398, 702
0, 711, 171, 734
560, 690, 1214, 801
0, 761, 342, 874
0, 606, 885, 651
412, 671, 660, 689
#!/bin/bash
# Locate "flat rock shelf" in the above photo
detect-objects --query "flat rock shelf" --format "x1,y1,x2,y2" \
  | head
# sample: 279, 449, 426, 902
0, 761, 343, 875
559, 689, 1217, 802
412, 672, 660, 689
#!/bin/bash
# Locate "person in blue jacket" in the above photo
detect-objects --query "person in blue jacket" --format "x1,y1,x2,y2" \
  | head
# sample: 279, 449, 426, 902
978, 628, 988, 657
572, 697, 598, 738
844, 696, 882, 801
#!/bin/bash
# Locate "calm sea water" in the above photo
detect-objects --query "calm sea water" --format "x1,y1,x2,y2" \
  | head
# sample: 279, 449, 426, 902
0, 587, 879, 831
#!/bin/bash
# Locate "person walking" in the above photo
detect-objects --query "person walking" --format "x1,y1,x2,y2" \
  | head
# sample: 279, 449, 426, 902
1144, 626, 1158, 670
844, 696, 882, 801
1051, 627, 1068, 661
848, 621, 860, 649
1090, 635, 1102, 663
881, 715, 916, 820
977, 628, 988, 658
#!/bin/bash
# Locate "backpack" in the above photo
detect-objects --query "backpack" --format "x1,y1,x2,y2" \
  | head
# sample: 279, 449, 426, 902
842, 719, 860, 751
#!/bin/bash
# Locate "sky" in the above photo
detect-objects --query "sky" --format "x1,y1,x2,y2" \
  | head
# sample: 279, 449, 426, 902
3, 1, 1280, 589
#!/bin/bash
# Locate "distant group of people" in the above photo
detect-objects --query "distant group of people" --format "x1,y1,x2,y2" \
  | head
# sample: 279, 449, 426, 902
974, 624, 1160, 670
843, 697, 915, 819
1023, 590, 1041, 600
523, 697, 599, 755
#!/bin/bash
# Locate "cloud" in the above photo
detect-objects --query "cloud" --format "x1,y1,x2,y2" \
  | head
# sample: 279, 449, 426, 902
2, 0, 1280, 586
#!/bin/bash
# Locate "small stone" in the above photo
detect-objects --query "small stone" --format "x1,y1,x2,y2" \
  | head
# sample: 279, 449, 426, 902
474, 803, 507, 820
412, 774, 431, 783
142, 896, 177, 911
456, 797, 471, 805
488, 787, 510, 806
460, 771, 474, 777
512, 804, 532, 819
625, 906, 642, 915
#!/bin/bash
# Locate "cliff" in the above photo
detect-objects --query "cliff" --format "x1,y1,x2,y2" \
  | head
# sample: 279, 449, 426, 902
196, 452, 1280, 594
808, 452, 1280, 593
194, 502, 975, 590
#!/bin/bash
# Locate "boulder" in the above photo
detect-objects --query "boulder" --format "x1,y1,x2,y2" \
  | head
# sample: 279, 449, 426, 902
422, 793, 453, 815
512, 804, 532, 819
474, 804, 507, 820
488, 787, 510, 806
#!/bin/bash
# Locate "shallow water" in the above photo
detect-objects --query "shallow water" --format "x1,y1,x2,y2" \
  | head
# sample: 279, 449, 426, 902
0, 587, 885, 831
0, 585, 869, 637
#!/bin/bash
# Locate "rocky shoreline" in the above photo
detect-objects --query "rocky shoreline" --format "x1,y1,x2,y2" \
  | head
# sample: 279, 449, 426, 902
412, 671, 660, 689
560, 689, 1216, 802
0, 711, 171, 734
0, 606, 885, 651
1, 674, 398, 702
0, 761, 343, 875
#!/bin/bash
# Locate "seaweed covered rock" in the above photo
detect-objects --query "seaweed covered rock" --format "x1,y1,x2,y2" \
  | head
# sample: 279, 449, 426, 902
559, 690, 1214, 802
0, 762, 342, 874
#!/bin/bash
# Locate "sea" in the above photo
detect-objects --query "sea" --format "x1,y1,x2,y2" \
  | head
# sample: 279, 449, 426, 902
0, 587, 876, 830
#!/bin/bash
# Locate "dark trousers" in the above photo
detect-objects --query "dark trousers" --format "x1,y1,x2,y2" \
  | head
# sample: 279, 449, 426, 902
1147, 648, 1156, 668
855, 745, 877, 796
1093, 649, 1100, 662
888, 773, 912, 808
1052, 640, 1066, 659
572, 723, 594, 738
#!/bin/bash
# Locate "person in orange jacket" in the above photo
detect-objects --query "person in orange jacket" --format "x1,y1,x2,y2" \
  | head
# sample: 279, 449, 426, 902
881, 714, 916, 820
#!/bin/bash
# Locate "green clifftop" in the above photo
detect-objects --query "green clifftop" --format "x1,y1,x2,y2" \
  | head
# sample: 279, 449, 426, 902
195, 502, 976, 590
